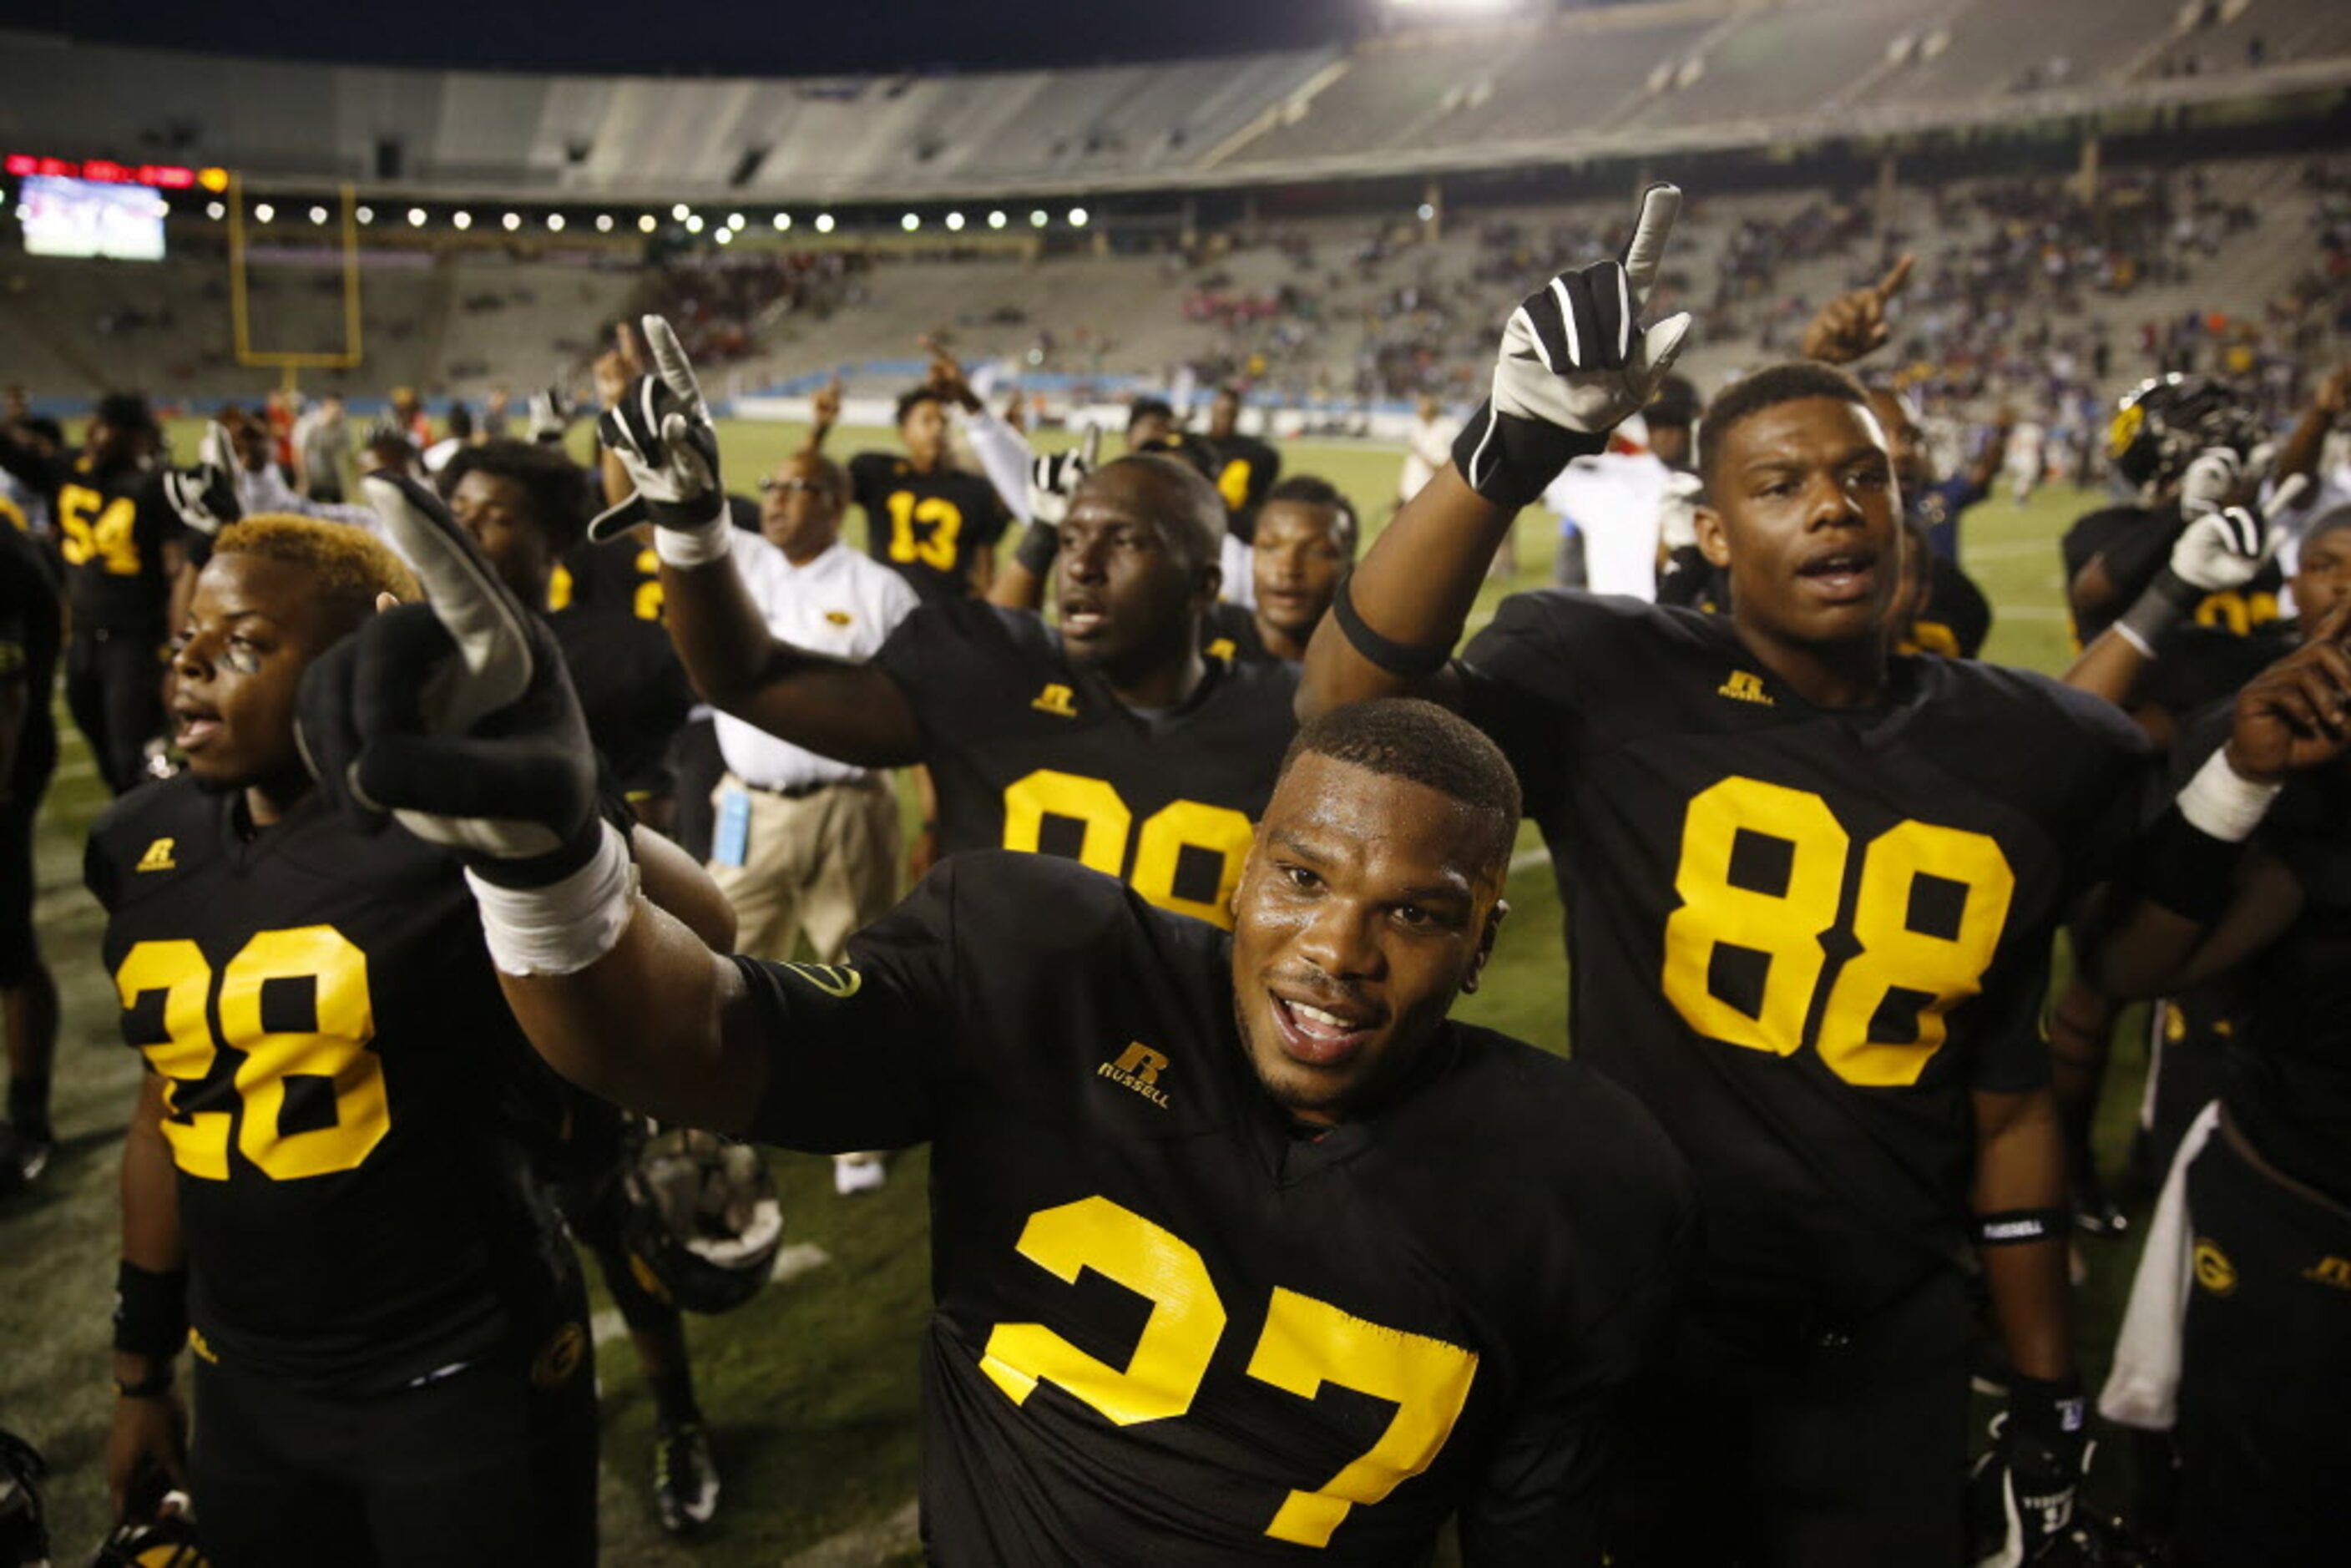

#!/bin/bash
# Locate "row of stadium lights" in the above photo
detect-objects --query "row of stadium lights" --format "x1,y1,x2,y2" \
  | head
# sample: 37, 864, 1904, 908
197, 200, 1090, 235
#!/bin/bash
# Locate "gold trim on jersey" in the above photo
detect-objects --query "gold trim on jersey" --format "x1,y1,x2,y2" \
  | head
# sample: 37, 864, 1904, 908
1031, 682, 1079, 718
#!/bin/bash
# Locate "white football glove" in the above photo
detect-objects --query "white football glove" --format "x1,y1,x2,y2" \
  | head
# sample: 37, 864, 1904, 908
2169, 471, 2307, 592
1027, 425, 1102, 528
591, 315, 727, 564
1454, 184, 1695, 510
158, 422, 241, 537
527, 379, 573, 445
2176, 446, 2242, 520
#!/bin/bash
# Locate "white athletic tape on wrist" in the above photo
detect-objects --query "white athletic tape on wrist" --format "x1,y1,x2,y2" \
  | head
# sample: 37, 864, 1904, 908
2177, 748, 2281, 843
652, 514, 733, 569
466, 820, 639, 976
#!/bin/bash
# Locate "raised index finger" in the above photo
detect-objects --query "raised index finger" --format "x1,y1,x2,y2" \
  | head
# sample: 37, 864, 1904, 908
640, 314, 707, 421
1873, 253, 1916, 303
1621, 183, 1682, 307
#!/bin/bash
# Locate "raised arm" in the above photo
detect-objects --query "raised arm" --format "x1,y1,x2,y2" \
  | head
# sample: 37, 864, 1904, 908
1299, 185, 1692, 720
1798, 253, 1913, 367
586, 316, 922, 766
987, 429, 1098, 611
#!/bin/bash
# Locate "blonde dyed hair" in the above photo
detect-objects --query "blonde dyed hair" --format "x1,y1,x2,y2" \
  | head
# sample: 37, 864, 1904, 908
212, 513, 418, 615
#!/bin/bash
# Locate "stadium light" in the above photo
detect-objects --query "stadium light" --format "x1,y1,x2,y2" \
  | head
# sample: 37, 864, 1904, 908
815, 212, 835, 233
501, 211, 522, 231
671, 203, 690, 220
715, 227, 734, 245
1029, 209, 1048, 227
1068, 207, 1089, 227
773, 213, 791, 231
546, 213, 564, 231
639, 214, 657, 233
727, 212, 746, 230
309, 205, 327, 225
988, 210, 1007, 230
407, 206, 427, 227
452, 210, 473, 230
902, 213, 920, 232
946, 211, 965, 231
356, 205, 374, 225
253, 202, 275, 222
685, 214, 705, 233
1416, 202, 1435, 221
205, 201, 225, 220
595, 214, 613, 232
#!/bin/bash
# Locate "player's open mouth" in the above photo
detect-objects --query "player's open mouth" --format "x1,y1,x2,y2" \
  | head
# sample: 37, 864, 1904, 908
1060, 599, 1108, 638
1269, 991, 1379, 1067
1796, 549, 1878, 604
174, 705, 224, 752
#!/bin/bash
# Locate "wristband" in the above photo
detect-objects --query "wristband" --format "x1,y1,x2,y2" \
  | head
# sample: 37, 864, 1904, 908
650, 506, 734, 569
2007, 1373, 2089, 1441
114, 1368, 176, 1399
2178, 746, 2283, 842
113, 1262, 189, 1361
1973, 1208, 2069, 1247
1450, 397, 1606, 513
2130, 803, 2245, 925
1329, 578, 1454, 681
1012, 519, 1059, 578
465, 820, 640, 977
2113, 566, 2198, 655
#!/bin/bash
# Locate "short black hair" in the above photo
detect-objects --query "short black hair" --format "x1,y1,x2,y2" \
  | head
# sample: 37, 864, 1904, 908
1127, 397, 1176, 435
445, 402, 475, 440
1279, 699, 1521, 878
1646, 374, 1701, 429
1132, 432, 1218, 483
2300, 503, 2351, 554
437, 439, 594, 552
1265, 473, 1360, 557
894, 386, 944, 427
1697, 361, 1871, 485
93, 392, 155, 433
19, 416, 63, 448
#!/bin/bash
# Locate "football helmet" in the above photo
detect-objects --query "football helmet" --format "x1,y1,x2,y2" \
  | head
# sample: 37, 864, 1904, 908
0, 1429, 50, 1568
2106, 374, 2263, 492
616, 1121, 784, 1314
89, 1497, 207, 1568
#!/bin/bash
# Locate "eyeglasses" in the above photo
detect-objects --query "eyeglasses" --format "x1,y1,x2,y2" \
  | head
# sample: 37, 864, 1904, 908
757, 476, 830, 496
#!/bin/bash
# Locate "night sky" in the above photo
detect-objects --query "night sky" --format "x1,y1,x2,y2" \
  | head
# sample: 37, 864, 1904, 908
5, 0, 1386, 75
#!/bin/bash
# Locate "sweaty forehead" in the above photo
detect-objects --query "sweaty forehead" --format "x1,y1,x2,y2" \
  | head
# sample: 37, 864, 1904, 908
1728, 397, 1888, 469
1265, 754, 1501, 887
195, 550, 317, 625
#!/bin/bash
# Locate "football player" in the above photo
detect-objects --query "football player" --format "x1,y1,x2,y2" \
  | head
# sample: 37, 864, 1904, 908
1202, 475, 1358, 666
0, 521, 60, 1192
2089, 599, 2351, 1567
1201, 385, 1282, 538
809, 376, 1014, 603
291, 502, 1697, 1561
0, 392, 188, 795
93, 510, 731, 1564
1298, 185, 2155, 1565
602, 318, 1300, 931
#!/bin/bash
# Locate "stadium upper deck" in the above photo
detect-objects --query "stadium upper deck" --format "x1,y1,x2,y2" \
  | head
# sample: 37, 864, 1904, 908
5, 0, 2348, 202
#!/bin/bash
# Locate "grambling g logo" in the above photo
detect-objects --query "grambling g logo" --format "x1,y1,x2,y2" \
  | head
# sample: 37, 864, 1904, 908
2192, 1237, 2237, 1297
782, 963, 862, 999
1097, 1042, 1170, 1110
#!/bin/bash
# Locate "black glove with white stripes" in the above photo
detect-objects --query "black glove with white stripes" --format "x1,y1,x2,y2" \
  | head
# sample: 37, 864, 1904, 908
1452, 183, 1694, 511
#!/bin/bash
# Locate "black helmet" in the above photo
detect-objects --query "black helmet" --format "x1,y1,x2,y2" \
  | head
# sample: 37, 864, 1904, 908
2106, 374, 2263, 490
617, 1122, 784, 1314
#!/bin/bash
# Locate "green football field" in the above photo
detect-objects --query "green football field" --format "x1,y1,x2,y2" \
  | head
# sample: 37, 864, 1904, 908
1, 420, 2147, 1564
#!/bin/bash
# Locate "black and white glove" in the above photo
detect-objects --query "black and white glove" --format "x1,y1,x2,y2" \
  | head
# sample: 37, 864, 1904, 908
590, 315, 728, 564
2176, 445, 2244, 520
527, 380, 573, 445
1028, 425, 1101, 529
296, 471, 629, 974
2116, 473, 2305, 654
158, 422, 241, 537
1968, 1379, 2089, 1568
1453, 184, 1694, 511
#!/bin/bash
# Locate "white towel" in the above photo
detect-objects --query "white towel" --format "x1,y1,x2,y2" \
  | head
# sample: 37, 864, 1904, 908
2099, 1100, 2222, 1431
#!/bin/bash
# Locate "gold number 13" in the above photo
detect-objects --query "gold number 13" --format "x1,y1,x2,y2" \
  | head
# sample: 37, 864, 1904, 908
1661, 776, 2015, 1086
114, 927, 388, 1181
978, 1196, 1478, 1548
886, 490, 963, 571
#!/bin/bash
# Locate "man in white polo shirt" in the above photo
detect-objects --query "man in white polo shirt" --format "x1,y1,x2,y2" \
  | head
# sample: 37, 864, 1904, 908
710, 451, 918, 1191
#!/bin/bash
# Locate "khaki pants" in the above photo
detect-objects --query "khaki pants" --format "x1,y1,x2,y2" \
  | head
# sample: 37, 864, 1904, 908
706, 772, 901, 965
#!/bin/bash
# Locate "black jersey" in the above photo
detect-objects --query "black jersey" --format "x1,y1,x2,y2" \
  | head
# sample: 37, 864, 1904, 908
1902, 552, 1993, 661
2136, 621, 2294, 729
0, 438, 181, 635
873, 598, 1298, 928
1204, 432, 1282, 539
549, 533, 664, 621
0, 526, 61, 793
86, 784, 573, 1390
2237, 761, 2351, 1203
1456, 593, 2153, 1316
849, 453, 1013, 602
547, 606, 695, 802
2062, 501, 2284, 646
1202, 600, 1279, 667
740, 852, 1691, 1565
